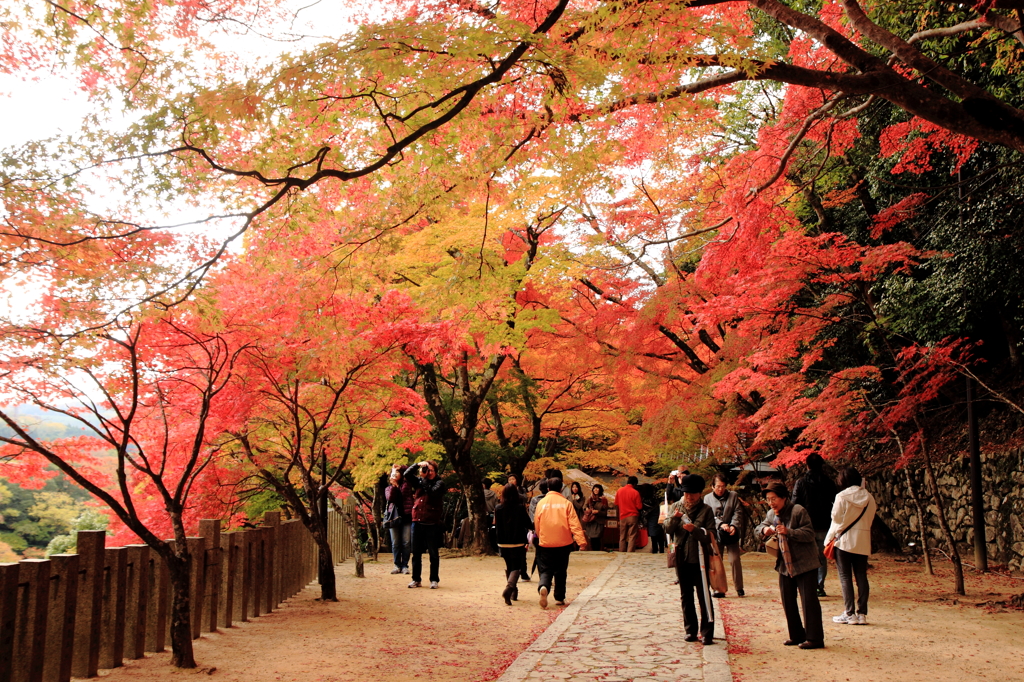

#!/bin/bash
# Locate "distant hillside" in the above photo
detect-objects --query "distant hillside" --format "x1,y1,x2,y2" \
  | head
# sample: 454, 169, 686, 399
0, 404, 100, 441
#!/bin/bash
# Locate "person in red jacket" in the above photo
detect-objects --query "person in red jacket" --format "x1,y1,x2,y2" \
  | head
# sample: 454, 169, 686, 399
615, 476, 643, 552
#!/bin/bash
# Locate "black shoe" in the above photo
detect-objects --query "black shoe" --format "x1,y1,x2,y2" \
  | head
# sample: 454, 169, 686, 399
798, 641, 824, 650
684, 634, 699, 642
502, 584, 514, 605
737, 589, 745, 597
701, 637, 714, 646
712, 592, 725, 598
783, 639, 801, 646
816, 587, 827, 597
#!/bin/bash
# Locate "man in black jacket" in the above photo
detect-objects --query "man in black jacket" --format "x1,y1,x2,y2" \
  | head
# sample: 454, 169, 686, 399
791, 454, 837, 597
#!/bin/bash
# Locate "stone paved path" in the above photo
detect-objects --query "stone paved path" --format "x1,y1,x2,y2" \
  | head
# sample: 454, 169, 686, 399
497, 553, 731, 682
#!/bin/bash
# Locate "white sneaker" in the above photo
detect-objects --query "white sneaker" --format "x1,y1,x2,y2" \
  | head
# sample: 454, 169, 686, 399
539, 586, 549, 609
832, 612, 855, 624
429, 581, 439, 589
407, 580, 421, 588
856, 613, 867, 625
390, 567, 402, 574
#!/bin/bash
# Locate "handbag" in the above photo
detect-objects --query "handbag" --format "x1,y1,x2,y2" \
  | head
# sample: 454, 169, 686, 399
824, 506, 868, 561
667, 541, 677, 568
765, 535, 779, 557
382, 501, 400, 529
708, 534, 728, 594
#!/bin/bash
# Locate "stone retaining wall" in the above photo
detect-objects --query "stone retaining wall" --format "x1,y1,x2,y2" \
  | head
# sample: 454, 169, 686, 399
865, 446, 1024, 572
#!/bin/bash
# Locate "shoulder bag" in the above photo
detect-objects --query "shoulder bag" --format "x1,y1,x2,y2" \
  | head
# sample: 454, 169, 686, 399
824, 506, 867, 561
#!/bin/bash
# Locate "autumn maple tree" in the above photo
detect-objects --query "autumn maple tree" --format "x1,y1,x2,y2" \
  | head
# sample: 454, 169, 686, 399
0, 307, 248, 667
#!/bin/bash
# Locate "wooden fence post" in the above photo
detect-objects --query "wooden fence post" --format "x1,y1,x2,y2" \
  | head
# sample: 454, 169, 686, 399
12, 559, 50, 682
262, 512, 280, 612
144, 549, 169, 653
0, 562, 20, 682
71, 530, 105, 678
122, 545, 150, 660
185, 538, 205, 640
198, 521, 221, 633
43, 554, 79, 682
238, 530, 251, 623
98, 547, 127, 669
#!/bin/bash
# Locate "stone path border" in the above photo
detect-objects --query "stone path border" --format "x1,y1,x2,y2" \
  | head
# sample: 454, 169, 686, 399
496, 553, 732, 682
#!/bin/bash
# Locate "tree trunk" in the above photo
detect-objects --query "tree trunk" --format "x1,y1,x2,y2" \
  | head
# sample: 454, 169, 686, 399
919, 430, 965, 595
449, 443, 492, 555
165, 553, 196, 668
903, 468, 934, 575
311, 525, 338, 601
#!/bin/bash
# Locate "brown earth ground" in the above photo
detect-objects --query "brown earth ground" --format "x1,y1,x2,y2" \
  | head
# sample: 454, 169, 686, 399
93, 549, 615, 682
720, 552, 1024, 682
92, 549, 1024, 682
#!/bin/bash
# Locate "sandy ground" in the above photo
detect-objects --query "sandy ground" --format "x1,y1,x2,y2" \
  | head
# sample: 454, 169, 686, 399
93, 549, 615, 682
91, 549, 1024, 682
719, 552, 1024, 682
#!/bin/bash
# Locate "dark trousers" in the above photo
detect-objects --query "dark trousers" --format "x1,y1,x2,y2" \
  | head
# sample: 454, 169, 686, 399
647, 519, 666, 553
411, 522, 441, 583
500, 546, 526, 574
676, 562, 714, 640
779, 568, 824, 645
835, 548, 870, 616
587, 534, 603, 551
814, 530, 828, 589
536, 544, 573, 602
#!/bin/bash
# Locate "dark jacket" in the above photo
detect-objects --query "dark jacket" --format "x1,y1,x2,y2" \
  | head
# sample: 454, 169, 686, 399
792, 472, 838, 531
404, 464, 445, 525
663, 500, 715, 565
755, 502, 820, 577
494, 502, 533, 545
385, 481, 416, 524
703, 490, 745, 535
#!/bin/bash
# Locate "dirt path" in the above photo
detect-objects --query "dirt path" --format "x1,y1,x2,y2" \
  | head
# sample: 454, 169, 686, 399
719, 552, 1024, 682
95, 550, 615, 682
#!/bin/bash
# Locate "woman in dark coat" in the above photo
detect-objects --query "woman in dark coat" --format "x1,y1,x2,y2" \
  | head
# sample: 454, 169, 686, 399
755, 481, 824, 649
494, 482, 534, 604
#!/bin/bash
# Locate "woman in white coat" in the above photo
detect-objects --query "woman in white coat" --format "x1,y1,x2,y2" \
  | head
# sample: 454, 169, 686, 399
825, 467, 877, 625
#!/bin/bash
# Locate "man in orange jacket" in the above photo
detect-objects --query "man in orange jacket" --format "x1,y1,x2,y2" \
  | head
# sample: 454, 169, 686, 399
615, 475, 643, 552
534, 475, 589, 608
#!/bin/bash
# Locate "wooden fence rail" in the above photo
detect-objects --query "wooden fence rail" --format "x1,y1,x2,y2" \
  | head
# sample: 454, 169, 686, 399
0, 508, 354, 682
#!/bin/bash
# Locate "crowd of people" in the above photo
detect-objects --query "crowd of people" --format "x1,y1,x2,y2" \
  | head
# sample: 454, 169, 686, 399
381, 458, 878, 652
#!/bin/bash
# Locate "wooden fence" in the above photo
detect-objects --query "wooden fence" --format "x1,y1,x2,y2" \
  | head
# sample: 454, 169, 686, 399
0, 508, 353, 682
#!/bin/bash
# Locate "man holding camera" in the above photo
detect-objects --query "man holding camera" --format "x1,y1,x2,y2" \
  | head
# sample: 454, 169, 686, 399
404, 460, 446, 589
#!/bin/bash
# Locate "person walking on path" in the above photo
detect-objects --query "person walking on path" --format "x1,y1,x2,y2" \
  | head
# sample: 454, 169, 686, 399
615, 475, 643, 552
385, 466, 413, 574
507, 474, 531, 581
638, 483, 666, 554
534, 476, 588, 608
495, 482, 533, 605
528, 479, 548, 522
664, 474, 717, 645
757, 481, 825, 650
404, 460, 446, 589
704, 472, 745, 596
826, 467, 877, 625
582, 484, 609, 551
792, 454, 838, 597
